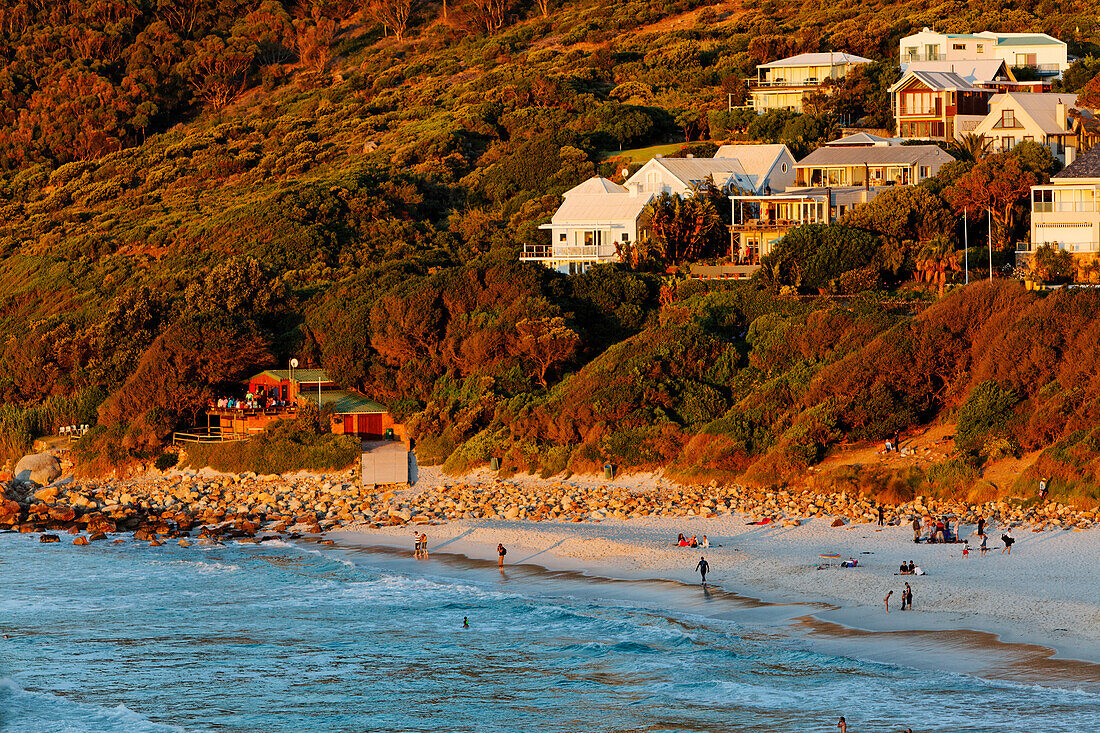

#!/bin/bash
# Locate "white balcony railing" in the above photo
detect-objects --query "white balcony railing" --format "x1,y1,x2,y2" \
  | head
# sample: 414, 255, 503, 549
520, 244, 617, 261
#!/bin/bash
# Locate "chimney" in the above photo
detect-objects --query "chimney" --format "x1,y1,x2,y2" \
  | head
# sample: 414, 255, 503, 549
1066, 146, 1075, 166
1056, 101, 1067, 131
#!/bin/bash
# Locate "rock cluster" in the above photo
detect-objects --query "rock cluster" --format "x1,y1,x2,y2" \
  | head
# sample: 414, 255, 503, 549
2, 468, 1094, 544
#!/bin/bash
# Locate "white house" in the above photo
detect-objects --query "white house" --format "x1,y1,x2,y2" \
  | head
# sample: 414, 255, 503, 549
899, 29, 1068, 78
972, 92, 1080, 163
1027, 146, 1100, 266
525, 146, 796, 274
749, 52, 872, 113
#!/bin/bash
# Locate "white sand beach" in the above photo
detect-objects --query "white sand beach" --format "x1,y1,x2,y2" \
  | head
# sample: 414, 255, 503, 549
332, 500, 1100, 668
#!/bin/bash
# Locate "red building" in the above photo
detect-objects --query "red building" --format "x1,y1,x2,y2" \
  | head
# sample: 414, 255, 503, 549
206, 369, 407, 443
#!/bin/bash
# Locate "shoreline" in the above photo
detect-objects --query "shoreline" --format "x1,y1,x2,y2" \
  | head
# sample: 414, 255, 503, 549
328, 515, 1100, 676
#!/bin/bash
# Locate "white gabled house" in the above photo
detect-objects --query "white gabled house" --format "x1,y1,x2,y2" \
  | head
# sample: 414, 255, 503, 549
749, 52, 873, 113
899, 28, 1069, 79
971, 92, 1080, 163
525, 145, 796, 274
1027, 145, 1100, 266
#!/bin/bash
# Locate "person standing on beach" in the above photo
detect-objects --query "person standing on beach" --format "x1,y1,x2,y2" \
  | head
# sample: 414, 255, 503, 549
877, 505, 884, 526
1039, 478, 1049, 502
912, 517, 921, 543
413, 532, 422, 558
904, 583, 913, 611
497, 543, 507, 567
884, 590, 893, 613
1002, 532, 1015, 555
696, 556, 710, 586
463, 616, 469, 628
980, 534, 989, 557
977, 515, 985, 538
419, 532, 428, 557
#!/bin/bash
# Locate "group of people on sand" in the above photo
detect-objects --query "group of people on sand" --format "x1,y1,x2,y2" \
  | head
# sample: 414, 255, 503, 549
884, 582, 913, 612
413, 531, 428, 558
896, 560, 924, 575
676, 533, 709, 548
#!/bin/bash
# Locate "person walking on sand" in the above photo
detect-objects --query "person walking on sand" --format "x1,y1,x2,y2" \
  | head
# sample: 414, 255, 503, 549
877, 505, 884, 526
1002, 532, 1015, 555
884, 590, 893, 613
497, 543, 507, 567
980, 534, 989, 557
837, 716, 847, 732
696, 556, 710, 586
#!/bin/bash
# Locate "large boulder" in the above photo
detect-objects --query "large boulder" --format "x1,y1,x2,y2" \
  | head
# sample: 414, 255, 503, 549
14, 454, 62, 487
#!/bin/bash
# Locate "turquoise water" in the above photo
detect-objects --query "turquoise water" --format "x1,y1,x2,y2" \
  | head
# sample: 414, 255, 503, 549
3, 531, 1100, 732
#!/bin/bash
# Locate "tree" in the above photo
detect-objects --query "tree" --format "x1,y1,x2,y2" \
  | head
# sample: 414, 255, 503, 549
842, 186, 954, 277
636, 184, 728, 266
1031, 243, 1076, 282
944, 152, 1041, 250
759, 224, 882, 292
184, 256, 290, 317
1076, 73, 1100, 110
514, 316, 579, 389
463, 0, 512, 34
949, 132, 991, 162
915, 236, 961, 297
367, 0, 414, 41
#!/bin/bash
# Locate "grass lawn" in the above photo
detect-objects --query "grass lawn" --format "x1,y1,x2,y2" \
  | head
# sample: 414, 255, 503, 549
601, 142, 689, 162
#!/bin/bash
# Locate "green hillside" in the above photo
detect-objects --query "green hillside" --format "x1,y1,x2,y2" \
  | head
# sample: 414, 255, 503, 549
1, 0, 1099, 500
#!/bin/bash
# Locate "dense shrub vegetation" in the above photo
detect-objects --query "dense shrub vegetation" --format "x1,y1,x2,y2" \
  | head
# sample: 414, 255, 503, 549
0, 0, 1098, 494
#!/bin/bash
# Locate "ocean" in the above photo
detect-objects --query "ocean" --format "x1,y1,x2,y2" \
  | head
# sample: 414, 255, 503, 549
3, 531, 1099, 732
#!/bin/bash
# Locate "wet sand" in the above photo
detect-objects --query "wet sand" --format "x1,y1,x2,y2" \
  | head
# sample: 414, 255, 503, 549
327, 515, 1100, 682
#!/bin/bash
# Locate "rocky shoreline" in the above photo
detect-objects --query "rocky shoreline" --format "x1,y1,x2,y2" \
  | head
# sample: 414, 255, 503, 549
2, 453, 1095, 545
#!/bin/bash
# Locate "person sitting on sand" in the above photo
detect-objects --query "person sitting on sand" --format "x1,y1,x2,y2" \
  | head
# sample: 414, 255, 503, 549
689, 535, 698, 548
701, 535, 710, 548
677, 533, 687, 546
898, 562, 910, 574
913, 565, 925, 576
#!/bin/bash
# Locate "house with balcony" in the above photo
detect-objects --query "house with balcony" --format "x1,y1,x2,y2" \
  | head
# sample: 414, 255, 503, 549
749, 52, 872, 113
527, 146, 796, 274
1026, 146, 1100, 268
971, 93, 1080, 163
728, 187, 885, 265
889, 69, 995, 140
791, 144, 955, 188
899, 28, 1068, 79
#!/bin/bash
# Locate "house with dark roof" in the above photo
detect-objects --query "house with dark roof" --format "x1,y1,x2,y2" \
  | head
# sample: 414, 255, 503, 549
792, 144, 955, 188
889, 69, 995, 141
1027, 146, 1100, 273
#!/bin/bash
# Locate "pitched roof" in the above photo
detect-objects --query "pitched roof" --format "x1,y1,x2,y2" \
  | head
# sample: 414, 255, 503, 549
550, 192, 653, 224
987, 92, 1077, 135
712, 144, 793, 191
302, 390, 386, 414
1054, 146, 1100, 179
652, 157, 756, 192
564, 176, 626, 196
978, 32, 1064, 46
758, 52, 872, 69
890, 69, 987, 93
795, 144, 955, 167
825, 132, 900, 147
902, 59, 1012, 85
250, 369, 333, 384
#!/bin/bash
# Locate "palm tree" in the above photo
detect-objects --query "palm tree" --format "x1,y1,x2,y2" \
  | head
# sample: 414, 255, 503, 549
949, 133, 991, 162
915, 236, 962, 297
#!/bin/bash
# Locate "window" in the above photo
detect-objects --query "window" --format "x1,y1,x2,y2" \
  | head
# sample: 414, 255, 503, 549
621, 233, 629, 242
976, 44, 985, 53
919, 166, 931, 179
953, 43, 966, 50
1016, 53, 1037, 66
1001, 109, 1015, 128
1033, 189, 1053, 213
1024, 136, 1033, 143
905, 46, 917, 59
780, 162, 788, 173
1002, 136, 1015, 151
559, 233, 567, 242
583, 231, 603, 247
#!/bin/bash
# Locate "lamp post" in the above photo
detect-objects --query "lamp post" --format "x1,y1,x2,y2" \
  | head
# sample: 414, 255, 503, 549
964, 208, 969, 284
